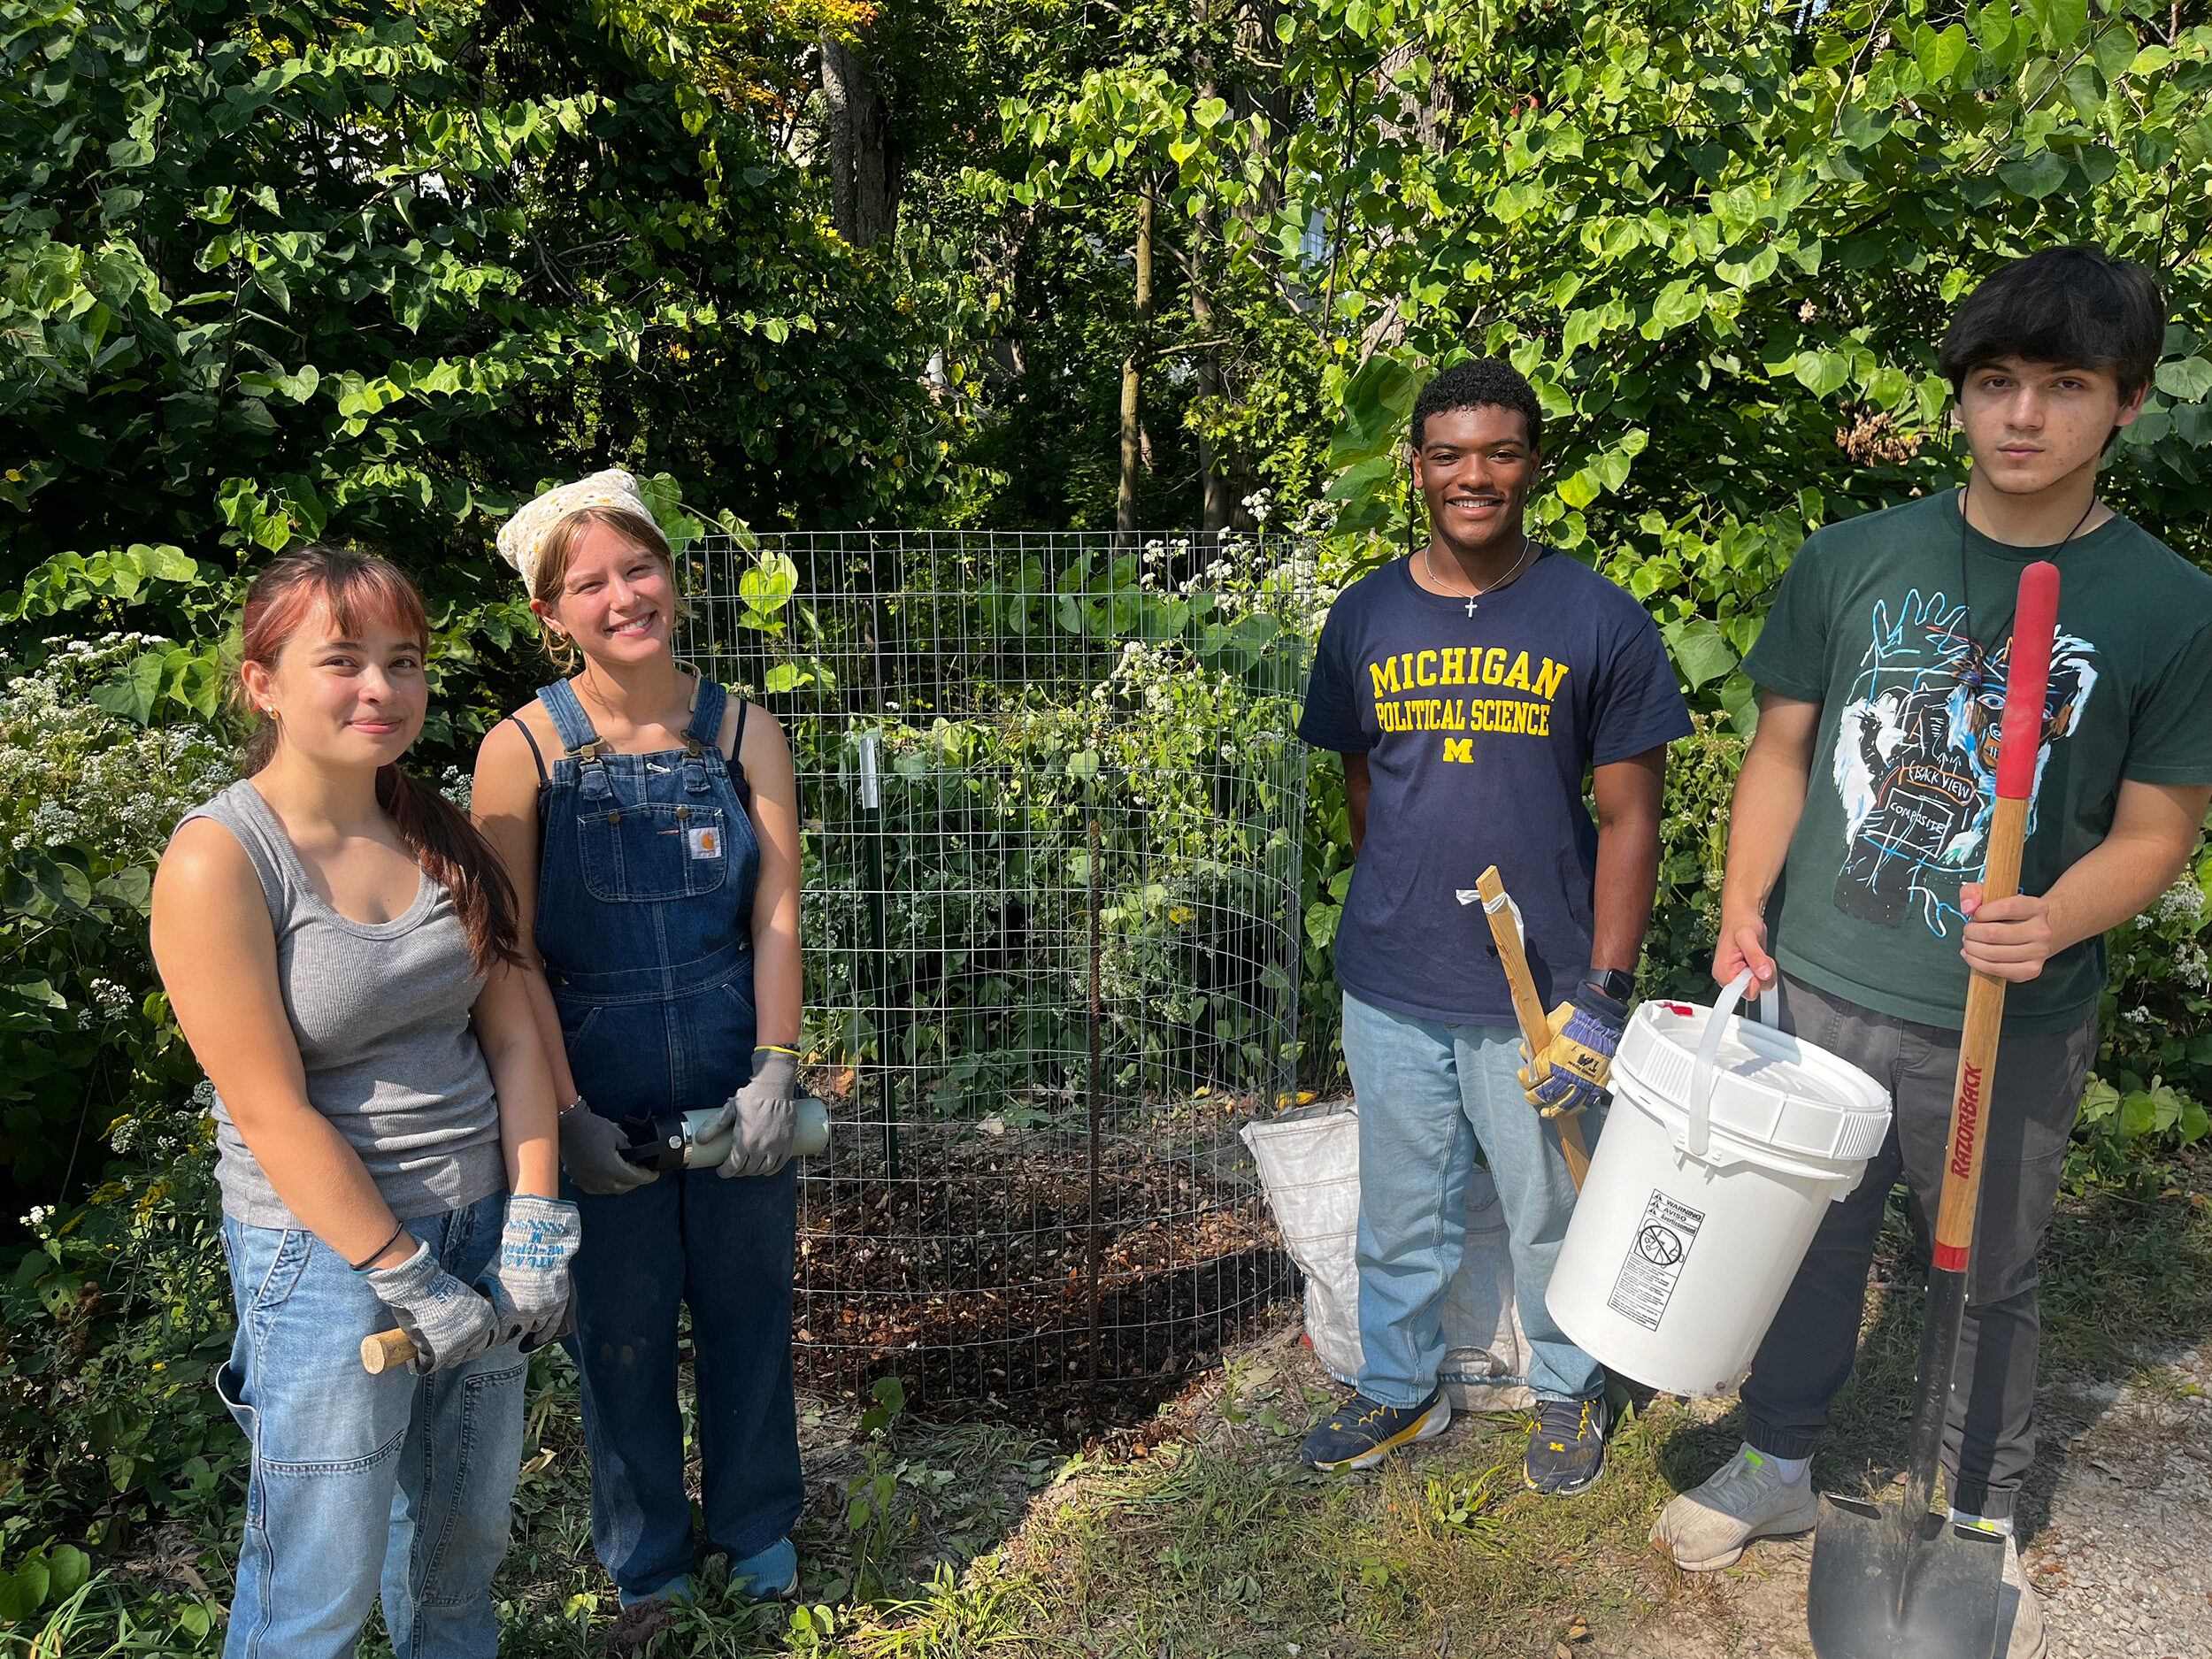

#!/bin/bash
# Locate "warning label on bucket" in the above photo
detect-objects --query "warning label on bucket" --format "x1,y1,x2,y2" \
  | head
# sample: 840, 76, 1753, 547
1605, 1190, 1706, 1333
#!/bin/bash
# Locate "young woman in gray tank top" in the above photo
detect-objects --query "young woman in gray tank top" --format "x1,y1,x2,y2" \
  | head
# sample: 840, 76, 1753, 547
150, 546, 580, 1659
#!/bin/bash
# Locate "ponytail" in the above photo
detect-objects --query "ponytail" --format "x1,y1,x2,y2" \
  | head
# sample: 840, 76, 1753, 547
378, 764, 521, 972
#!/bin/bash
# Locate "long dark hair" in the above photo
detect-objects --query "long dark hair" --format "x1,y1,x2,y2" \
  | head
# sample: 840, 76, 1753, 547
234, 545, 519, 972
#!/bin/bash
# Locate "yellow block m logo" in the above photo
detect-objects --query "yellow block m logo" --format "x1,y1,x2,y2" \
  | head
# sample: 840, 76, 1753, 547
1442, 738, 1472, 764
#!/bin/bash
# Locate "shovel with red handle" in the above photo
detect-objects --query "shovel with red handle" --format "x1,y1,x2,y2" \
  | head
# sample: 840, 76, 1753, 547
1805, 558, 2060, 1659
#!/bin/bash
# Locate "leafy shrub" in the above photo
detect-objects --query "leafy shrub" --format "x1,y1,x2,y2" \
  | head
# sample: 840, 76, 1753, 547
1, 1146, 240, 1561
0, 638, 229, 1201
2080, 838, 2212, 1175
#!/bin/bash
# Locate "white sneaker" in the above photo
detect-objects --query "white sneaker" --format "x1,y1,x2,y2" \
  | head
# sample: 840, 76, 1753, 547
1948, 1513, 2045, 1659
1650, 1443, 1820, 1571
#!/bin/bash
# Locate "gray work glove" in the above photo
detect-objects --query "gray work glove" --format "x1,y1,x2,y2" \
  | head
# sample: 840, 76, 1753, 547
360, 1237, 501, 1375
480, 1194, 581, 1353
708, 1048, 798, 1179
558, 1098, 657, 1195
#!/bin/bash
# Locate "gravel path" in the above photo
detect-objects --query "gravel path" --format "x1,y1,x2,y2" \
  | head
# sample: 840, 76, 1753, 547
1620, 1345, 2212, 1658
2025, 1343, 2212, 1659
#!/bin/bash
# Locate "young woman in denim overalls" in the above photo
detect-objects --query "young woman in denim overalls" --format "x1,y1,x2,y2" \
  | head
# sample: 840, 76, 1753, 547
473, 472, 806, 1643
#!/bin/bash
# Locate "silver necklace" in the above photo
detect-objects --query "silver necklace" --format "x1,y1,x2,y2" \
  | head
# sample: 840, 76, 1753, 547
1424, 534, 1532, 616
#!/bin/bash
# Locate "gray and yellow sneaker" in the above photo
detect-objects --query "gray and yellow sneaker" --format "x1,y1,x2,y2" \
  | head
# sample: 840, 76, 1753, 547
1299, 1388, 1451, 1472
1953, 1518, 2046, 1659
1651, 1443, 1819, 1570
1525, 1395, 1610, 1494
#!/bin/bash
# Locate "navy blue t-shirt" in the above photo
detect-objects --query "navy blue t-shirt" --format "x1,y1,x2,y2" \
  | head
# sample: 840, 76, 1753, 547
1298, 550, 1692, 1025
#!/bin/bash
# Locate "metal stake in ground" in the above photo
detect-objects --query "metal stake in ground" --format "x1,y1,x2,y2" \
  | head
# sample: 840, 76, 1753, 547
1087, 804, 1102, 1384
1806, 558, 2060, 1659
862, 733, 898, 1181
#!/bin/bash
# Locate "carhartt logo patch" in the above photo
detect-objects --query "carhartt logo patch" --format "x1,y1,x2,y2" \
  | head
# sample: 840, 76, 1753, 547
688, 826, 722, 860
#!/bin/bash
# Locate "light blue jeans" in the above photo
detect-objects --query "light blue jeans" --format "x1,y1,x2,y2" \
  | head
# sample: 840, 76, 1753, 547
216, 1193, 526, 1659
1343, 990, 1607, 1408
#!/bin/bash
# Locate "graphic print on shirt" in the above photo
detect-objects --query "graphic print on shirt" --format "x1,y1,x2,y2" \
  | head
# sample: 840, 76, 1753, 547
1364, 643, 1572, 759
1831, 588, 2095, 933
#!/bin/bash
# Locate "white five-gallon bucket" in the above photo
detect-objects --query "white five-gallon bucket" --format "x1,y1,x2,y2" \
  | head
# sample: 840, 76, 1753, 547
1546, 971, 1893, 1398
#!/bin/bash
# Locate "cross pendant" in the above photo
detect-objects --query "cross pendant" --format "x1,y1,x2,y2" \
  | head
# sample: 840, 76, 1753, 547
1465, 597, 1479, 617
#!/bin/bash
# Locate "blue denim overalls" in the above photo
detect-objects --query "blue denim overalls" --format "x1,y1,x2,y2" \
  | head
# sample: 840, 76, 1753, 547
525, 675, 803, 1603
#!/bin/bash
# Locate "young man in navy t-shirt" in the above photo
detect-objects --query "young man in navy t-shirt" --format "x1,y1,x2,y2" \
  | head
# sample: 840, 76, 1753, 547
1296, 359, 1692, 1492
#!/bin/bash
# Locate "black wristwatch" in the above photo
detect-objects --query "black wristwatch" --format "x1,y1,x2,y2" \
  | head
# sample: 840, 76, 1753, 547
1583, 968, 1636, 1005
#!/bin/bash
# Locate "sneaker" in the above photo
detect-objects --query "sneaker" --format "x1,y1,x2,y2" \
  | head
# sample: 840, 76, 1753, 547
729, 1536, 799, 1601
1955, 1522, 2045, 1659
1299, 1388, 1451, 1472
1525, 1395, 1609, 1494
1650, 1443, 1818, 1571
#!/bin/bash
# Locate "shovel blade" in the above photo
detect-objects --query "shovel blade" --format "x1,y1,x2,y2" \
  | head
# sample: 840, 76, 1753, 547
1806, 1493, 2004, 1659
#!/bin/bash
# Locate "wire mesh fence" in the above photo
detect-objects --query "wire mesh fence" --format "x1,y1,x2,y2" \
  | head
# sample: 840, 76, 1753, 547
673, 529, 1315, 1420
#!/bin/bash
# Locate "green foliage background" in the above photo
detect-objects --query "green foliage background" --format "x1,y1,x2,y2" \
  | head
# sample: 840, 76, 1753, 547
5, 0, 2212, 1641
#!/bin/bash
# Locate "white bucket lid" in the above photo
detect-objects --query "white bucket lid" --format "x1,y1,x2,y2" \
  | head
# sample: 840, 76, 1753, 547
1614, 981, 1892, 1169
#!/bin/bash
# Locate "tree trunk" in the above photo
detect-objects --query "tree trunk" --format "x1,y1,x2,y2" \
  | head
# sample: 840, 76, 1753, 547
1189, 206, 1234, 532
1190, 5, 1235, 534
1117, 186, 1154, 537
820, 32, 897, 250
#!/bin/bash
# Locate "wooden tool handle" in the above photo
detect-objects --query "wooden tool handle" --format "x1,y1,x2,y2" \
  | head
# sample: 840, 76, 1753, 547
1932, 560, 2059, 1272
1476, 864, 1591, 1191
362, 1328, 417, 1374
1476, 866, 1552, 1056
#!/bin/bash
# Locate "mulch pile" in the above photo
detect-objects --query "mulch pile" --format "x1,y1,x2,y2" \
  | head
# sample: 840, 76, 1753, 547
791, 1118, 1291, 1441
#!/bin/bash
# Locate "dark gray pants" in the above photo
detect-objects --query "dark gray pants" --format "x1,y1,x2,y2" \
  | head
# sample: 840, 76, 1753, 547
1740, 973, 2095, 1518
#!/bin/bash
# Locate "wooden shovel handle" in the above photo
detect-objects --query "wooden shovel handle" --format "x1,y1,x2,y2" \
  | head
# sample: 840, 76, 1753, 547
1932, 560, 2059, 1272
362, 1328, 417, 1374
1932, 794, 2023, 1271
1476, 865, 1591, 1191
1477, 866, 1554, 1056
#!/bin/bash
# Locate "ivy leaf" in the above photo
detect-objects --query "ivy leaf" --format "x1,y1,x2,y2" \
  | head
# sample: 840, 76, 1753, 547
1718, 672, 1761, 734
1996, 152, 2070, 199
1793, 351, 1851, 396
88, 651, 166, 725
1664, 618, 1739, 691
1917, 24, 1973, 84
2154, 357, 2212, 402
45, 1546, 89, 1602
2181, 1100, 2210, 1146
2078, 1077, 2121, 1123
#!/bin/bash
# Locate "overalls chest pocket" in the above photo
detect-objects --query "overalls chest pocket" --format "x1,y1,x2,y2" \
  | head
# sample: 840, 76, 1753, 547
576, 802, 731, 902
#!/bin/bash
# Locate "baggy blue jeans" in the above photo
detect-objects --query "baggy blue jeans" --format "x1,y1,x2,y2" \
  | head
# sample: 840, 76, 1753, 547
1342, 989, 1607, 1408
215, 1192, 525, 1659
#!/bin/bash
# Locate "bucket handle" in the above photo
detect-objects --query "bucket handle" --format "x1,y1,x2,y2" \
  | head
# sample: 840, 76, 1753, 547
1688, 971, 1775, 1158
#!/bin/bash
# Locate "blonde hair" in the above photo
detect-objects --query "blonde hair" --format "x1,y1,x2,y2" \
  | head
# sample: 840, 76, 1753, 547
529, 506, 685, 671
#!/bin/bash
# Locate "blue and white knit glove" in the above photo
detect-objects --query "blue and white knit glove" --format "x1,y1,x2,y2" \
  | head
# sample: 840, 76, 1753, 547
480, 1195, 581, 1353
1517, 983, 1630, 1119
360, 1238, 501, 1375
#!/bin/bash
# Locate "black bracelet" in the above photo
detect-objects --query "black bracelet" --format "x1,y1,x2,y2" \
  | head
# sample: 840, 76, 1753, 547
350, 1222, 408, 1273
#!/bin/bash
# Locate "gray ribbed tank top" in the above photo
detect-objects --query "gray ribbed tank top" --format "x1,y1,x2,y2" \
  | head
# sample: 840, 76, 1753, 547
179, 780, 503, 1227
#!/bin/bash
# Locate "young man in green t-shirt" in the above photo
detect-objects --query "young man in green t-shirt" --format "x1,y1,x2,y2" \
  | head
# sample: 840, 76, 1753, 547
1651, 247, 2212, 1659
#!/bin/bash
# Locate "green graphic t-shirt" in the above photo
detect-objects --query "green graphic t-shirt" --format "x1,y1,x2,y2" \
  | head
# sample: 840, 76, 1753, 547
1743, 489, 2212, 1033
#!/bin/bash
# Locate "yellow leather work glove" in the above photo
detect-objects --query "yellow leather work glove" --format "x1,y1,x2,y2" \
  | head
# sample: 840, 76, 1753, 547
1516, 984, 1629, 1115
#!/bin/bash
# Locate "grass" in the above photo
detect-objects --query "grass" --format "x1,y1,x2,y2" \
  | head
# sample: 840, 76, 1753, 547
45, 1149, 2212, 1657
